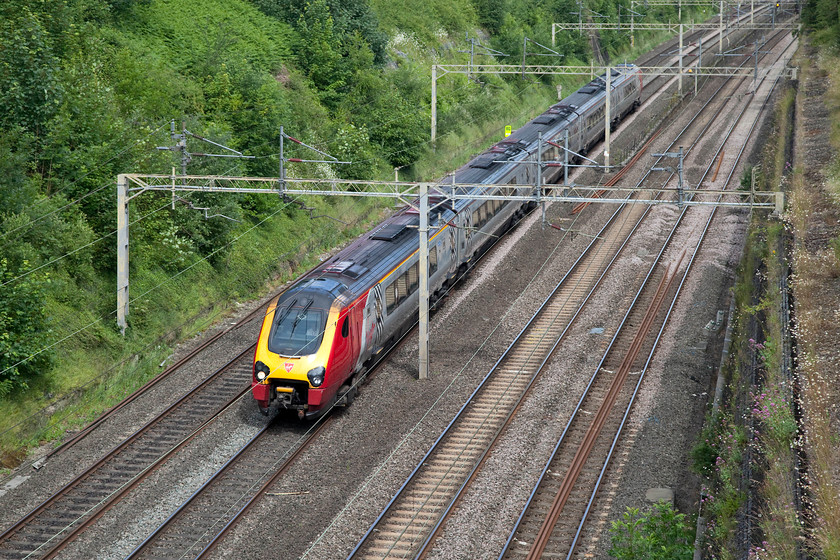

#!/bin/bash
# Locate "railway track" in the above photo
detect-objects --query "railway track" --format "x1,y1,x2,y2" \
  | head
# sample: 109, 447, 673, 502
125, 417, 331, 560
498, 30, 797, 560
347, 15, 794, 560
0, 347, 256, 559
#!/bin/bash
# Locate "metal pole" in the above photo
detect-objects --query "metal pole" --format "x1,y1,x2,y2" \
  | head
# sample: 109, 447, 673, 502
678, 146, 684, 206
117, 174, 129, 335
180, 121, 188, 176
579, 0, 583, 33
679, 24, 684, 96
431, 65, 438, 145
469, 38, 474, 81
751, 0, 754, 24
522, 36, 527, 79
696, 36, 702, 96
279, 125, 285, 198
552, 23, 556, 47
564, 128, 570, 192
719, 0, 724, 52
538, 132, 545, 227
604, 67, 611, 170
419, 183, 429, 380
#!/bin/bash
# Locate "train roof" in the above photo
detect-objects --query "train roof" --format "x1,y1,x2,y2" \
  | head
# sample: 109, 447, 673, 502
302, 64, 640, 302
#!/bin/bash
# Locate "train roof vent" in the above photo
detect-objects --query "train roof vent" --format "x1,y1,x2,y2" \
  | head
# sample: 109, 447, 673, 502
371, 223, 409, 241
470, 155, 499, 169
324, 261, 352, 274
578, 85, 599, 94
533, 113, 559, 126
323, 261, 368, 279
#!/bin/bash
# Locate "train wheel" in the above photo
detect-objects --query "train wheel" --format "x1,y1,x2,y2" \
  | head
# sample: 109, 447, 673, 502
337, 383, 356, 406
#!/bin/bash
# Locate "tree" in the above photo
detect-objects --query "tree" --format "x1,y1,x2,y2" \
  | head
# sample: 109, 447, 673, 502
0, 6, 64, 136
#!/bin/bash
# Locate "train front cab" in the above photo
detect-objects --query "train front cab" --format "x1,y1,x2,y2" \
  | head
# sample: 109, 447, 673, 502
252, 279, 361, 419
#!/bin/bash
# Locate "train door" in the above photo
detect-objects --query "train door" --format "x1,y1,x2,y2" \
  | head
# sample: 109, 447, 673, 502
358, 285, 384, 369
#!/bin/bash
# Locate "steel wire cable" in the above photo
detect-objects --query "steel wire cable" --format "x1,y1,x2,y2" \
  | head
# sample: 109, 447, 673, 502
0, 191, 301, 382
2, 121, 171, 238
0, 201, 173, 289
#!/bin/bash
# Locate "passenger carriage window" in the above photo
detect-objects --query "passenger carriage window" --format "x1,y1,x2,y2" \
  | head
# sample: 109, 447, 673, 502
429, 246, 438, 275
397, 274, 408, 304
341, 316, 349, 338
408, 263, 419, 293
386, 281, 397, 313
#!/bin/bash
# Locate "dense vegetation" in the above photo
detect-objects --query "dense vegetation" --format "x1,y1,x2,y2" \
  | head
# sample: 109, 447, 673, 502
0, 0, 695, 463
802, 0, 840, 45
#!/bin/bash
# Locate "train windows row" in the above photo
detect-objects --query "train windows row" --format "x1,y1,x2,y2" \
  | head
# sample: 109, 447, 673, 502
585, 106, 606, 131
472, 198, 505, 231
385, 246, 438, 314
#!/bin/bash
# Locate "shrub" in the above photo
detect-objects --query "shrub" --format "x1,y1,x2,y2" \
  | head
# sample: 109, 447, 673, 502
0, 258, 53, 396
609, 502, 694, 560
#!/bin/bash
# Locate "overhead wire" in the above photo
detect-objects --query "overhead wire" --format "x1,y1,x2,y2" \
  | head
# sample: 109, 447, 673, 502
0, 201, 173, 289
2, 131, 166, 241
0, 175, 298, 381
22, 120, 170, 209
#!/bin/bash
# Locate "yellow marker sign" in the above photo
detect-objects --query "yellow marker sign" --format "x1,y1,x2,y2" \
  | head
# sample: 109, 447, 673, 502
504, 125, 512, 137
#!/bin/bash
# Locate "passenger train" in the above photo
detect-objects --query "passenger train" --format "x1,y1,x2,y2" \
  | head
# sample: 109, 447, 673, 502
252, 64, 642, 417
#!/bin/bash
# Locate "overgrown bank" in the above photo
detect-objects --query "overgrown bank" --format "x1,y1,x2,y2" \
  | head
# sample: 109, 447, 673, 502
691, 76, 803, 558
787, 40, 840, 558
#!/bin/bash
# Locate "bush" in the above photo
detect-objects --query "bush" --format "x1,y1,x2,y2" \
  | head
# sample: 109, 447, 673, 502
0, 258, 53, 396
610, 502, 694, 560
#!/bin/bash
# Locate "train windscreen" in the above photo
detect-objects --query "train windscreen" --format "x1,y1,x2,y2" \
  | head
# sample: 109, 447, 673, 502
268, 292, 332, 356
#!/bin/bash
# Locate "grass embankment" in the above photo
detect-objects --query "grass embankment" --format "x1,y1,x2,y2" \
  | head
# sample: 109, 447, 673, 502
788, 47, 840, 558
0, 3, 704, 469
692, 79, 802, 559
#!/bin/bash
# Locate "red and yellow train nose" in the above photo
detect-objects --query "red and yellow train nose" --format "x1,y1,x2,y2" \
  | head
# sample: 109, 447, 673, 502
251, 292, 340, 416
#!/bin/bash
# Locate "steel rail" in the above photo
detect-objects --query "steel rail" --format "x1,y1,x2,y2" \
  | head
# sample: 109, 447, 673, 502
127, 313, 422, 560
0, 345, 255, 559
346, 200, 633, 558
44, 303, 267, 462
348, 20, 774, 559
125, 416, 333, 560
567, 59, 786, 553
498, 30, 795, 560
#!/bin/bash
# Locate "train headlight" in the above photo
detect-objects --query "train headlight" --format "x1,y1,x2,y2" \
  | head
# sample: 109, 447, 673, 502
307, 366, 326, 387
255, 361, 270, 381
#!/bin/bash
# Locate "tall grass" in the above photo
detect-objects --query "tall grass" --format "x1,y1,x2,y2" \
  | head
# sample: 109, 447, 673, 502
788, 47, 840, 558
